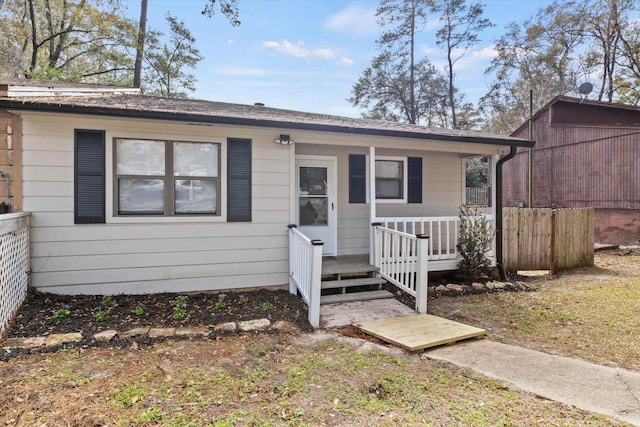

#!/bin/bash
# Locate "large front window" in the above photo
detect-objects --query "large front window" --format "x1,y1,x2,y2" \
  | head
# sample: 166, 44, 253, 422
115, 139, 220, 216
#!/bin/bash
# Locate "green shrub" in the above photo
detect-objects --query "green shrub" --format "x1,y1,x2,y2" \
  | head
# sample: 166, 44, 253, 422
456, 205, 494, 282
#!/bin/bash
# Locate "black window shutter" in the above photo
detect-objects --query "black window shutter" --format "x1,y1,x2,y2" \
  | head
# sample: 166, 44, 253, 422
74, 130, 105, 224
227, 138, 252, 222
407, 156, 422, 204
349, 154, 366, 203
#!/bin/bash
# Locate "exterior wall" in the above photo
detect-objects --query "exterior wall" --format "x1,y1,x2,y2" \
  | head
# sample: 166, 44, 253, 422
594, 209, 640, 245
19, 112, 293, 295
296, 144, 467, 256
16, 110, 505, 294
506, 104, 640, 244
0, 110, 22, 212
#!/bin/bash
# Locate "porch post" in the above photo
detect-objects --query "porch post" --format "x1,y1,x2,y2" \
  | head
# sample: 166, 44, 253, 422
309, 239, 324, 328
415, 234, 429, 314
369, 146, 376, 265
288, 224, 297, 295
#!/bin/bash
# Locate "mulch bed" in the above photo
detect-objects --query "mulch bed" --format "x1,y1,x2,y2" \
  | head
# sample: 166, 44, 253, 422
2, 288, 312, 360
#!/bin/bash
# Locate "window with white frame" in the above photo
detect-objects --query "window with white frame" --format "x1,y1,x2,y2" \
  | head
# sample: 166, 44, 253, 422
375, 157, 407, 201
115, 138, 220, 216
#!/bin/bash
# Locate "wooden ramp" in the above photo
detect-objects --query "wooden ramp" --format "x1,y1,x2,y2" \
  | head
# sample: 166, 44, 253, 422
357, 314, 486, 352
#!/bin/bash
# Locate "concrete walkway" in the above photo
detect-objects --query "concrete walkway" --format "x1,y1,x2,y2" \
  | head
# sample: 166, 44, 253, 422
426, 339, 640, 426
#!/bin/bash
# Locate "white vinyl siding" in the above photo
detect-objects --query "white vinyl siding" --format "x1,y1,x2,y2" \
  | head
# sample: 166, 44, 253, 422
18, 110, 504, 293
20, 112, 291, 294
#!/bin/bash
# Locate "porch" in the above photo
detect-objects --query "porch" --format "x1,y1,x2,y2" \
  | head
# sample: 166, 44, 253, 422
288, 213, 495, 328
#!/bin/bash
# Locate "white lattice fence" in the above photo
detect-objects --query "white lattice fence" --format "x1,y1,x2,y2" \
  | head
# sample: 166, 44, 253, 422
0, 213, 31, 340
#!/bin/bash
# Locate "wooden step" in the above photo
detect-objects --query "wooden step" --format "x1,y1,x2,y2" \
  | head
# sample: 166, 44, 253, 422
322, 263, 379, 276
321, 277, 386, 290
320, 290, 394, 305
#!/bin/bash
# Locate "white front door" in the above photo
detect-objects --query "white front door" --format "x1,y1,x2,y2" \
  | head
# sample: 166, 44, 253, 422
296, 156, 337, 256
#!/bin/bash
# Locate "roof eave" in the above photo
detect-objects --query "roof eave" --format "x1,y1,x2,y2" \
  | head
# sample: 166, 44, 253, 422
0, 99, 535, 148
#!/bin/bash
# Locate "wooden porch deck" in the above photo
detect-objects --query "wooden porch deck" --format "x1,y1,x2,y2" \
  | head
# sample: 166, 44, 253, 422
357, 314, 486, 352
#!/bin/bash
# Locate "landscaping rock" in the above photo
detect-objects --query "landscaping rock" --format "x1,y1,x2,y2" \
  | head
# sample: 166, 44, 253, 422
428, 286, 436, 295
120, 327, 151, 338
446, 284, 465, 294
485, 281, 495, 290
149, 328, 176, 338
472, 282, 485, 292
175, 327, 209, 337
3, 336, 45, 349
44, 332, 82, 347
214, 322, 237, 332
94, 330, 117, 342
238, 318, 271, 332
492, 281, 506, 290
460, 285, 473, 293
435, 285, 447, 293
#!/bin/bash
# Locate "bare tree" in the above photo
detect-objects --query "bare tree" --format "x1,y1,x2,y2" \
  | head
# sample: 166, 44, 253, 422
430, 0, 493, 128
142, 14, 203, 98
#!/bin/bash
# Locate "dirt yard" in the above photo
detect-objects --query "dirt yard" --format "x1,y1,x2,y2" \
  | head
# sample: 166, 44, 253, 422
430, 248, 640, 371
0, 249, 637, 426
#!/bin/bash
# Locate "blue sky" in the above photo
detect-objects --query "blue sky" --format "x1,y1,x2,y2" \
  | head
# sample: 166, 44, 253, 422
124, 0, 553, 117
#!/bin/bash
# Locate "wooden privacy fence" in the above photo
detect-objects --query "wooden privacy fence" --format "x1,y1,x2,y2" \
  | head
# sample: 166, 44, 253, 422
502, 208, 594, 273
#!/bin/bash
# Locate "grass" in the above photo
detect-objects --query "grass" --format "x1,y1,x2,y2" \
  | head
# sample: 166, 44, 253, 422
430, 251, 640, 370
0, 251, 636, 426
0, 333, 627, 426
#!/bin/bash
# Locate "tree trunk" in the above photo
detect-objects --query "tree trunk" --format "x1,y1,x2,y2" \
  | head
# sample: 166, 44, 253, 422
28, 0, 38, 75
133, 0, 148, 88
409, 0, 416, 124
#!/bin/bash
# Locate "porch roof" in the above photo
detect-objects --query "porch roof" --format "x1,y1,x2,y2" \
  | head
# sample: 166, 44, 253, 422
0, 78, 533, 148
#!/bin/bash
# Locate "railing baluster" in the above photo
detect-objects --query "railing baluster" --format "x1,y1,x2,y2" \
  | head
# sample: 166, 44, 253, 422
288, 226, 322, 328
371, 225, 429, 313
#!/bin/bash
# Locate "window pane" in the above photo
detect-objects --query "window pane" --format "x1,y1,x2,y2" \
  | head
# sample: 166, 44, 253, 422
299, 167, 327, 195
299, 197, 328, 226
174, 142, 218, 177
376, 160, 402, 178
175, 179, 217, 214
116, 140, 165, 175
119, 179, 164, 213
376, 180, 402, 199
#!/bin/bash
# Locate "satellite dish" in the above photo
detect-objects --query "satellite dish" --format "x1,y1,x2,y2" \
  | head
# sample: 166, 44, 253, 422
579, 82, 593, 95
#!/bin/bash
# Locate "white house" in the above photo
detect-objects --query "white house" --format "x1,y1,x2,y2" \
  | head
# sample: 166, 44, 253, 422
0, 79, 533, 327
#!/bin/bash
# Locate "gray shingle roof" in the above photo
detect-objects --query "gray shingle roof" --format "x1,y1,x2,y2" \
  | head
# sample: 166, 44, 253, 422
0, 79, 533, 147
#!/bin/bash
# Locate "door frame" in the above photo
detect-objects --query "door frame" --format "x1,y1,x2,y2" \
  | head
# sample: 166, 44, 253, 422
294, 155, 338, 256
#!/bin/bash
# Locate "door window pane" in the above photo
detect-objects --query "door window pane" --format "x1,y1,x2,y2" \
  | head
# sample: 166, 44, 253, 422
299, 197, 328, 226
116, 140, 165, 175
299, 167, 327, 195
175, 180, 217, 214
118, 178, 164, 214
174, 142, 218, 177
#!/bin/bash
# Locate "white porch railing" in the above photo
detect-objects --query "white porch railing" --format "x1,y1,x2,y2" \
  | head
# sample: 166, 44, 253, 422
0, 212, 31, 340
288, 225, 323, 328
372, 225, 428, 314
376, 215, 495, 262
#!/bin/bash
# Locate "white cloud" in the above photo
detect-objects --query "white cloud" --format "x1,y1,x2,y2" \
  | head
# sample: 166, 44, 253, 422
336, 56, 355, 67
323, 4, 378, 36
470, 45, 498, 59
420, 44, 439, 56
263, 40, 336, 59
